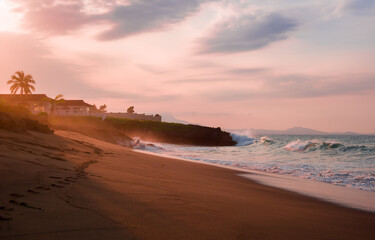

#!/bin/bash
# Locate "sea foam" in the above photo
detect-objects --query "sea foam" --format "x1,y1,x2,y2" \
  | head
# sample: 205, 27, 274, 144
133, 134, 375, 192
230, 133, 255, 146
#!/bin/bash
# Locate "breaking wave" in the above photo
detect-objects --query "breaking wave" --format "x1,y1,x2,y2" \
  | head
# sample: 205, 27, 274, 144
132, 134, 375, 192
131, 137, 164, 151
230, 133, 255, 146
260, 136, 274, 145
284, 139, 374, 152
284, 139, 340, 151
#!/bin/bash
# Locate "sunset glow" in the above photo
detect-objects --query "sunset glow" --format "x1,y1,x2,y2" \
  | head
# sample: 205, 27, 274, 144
0, 0, 374, 133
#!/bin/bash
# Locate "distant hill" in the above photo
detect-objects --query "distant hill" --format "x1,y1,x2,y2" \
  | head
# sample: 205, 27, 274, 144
228, 127, 359, 136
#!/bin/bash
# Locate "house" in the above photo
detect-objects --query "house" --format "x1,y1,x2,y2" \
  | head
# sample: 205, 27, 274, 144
106, 112, 162, 122
0, 94, 162, 120
0, 94, 51, 113
54, 100, 95, 115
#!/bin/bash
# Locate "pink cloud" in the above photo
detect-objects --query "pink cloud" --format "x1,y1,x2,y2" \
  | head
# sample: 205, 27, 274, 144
197, 13, 299, 54
21, 2, 89, 35
10, 0, 214, 39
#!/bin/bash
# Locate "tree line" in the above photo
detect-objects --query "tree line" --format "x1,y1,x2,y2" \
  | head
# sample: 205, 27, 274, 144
5, 71, 135, 114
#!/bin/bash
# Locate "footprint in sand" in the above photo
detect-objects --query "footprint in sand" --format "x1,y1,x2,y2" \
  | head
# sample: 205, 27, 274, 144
9, 193, 24, 198
0, 206, 13, 221
57, 181, 70, 185
49, 176, 62, 179
51, 184, 64, 188
9, 200, 44, 211
0, 216, 12, 221
0, 206, 14, 212
0, 205, 13, 209
65, 177, 78, 182
88, 173, 101, 178
27, 189, 40, 194
35, 186, 51, 190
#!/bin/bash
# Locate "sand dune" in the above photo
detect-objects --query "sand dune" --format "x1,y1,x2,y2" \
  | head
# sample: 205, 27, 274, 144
1, 130, 374, 239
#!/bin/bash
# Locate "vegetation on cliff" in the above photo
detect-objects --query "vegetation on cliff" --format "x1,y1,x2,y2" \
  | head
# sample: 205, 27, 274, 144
0, 103, 53, 134
49, 115, 236, 146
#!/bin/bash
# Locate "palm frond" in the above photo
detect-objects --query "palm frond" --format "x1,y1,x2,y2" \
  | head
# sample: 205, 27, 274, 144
56, 98, 65, 104
55, 94, 64, 100
11, 86, 19, 94
7, 79, 17, 84
10, 84, 20, 91
25, 74, 34, 80
25, 78, 35, 84
15, 71, 24, 78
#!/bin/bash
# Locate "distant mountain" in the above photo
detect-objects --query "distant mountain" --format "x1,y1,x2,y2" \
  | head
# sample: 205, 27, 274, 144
228, 127, 359, 136
278, 127, 327, 135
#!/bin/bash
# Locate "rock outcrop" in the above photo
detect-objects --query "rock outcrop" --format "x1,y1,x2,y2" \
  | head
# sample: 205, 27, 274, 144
50, 116, 236, 146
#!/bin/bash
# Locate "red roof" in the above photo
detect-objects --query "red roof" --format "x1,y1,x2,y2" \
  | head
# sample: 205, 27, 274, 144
0, 94, 51, 102
56, 100, 94, 107
0, 94, 94, 108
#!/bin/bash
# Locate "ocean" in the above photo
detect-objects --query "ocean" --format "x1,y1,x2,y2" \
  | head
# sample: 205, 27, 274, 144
133, 133, 375, 192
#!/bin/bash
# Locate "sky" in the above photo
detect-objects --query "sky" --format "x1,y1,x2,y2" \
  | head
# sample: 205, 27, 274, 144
0, 0, 374, 133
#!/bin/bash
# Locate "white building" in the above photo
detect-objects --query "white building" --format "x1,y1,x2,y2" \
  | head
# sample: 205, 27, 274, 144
54, 100, 95, 115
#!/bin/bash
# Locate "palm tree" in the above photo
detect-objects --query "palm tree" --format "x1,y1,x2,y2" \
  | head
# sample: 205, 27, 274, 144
43, 94, 65, 114
127, 106, 135, 114
7, 71, 36, 94
98, 104, 107, 113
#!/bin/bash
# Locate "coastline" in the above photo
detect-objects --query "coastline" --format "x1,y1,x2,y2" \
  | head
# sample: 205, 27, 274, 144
1, 130, 375, 239
133, 149, 375, 212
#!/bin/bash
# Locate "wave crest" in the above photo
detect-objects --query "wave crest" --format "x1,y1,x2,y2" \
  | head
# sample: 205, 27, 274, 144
230, 133, 255, 146
284, 139, 343, 151
131, 137, 164, 150
260, 136, 274, 144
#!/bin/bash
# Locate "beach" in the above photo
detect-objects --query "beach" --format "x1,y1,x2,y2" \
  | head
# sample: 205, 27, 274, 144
1, 130, 375, 240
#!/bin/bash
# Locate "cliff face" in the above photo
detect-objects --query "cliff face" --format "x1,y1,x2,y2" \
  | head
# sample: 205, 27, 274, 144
123, 124, 236, 146
49, 116, 236, 146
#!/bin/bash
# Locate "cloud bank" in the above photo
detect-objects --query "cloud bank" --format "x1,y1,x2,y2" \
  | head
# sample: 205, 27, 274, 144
12, 0, 214, 40
21, 2, 89, 34
343, 0, 375, 14
96, 0, 214, 40
169, 72, 375, 101
197, 13, 299, 54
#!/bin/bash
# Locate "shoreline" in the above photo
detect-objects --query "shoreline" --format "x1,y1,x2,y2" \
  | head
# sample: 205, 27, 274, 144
133, 148, 375, 213
1, 130, 375, 239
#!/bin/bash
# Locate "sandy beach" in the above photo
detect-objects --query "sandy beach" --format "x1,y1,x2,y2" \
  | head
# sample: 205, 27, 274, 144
1, 130, 375, 240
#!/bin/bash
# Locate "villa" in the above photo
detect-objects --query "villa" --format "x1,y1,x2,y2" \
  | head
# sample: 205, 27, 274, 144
54, 100, 95, 115
0, 94, 161, 121
0, 94, 52, 113
0, 94, 94, 116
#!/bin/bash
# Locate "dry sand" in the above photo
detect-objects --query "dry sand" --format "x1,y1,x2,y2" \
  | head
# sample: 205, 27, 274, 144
0, 130, 374, 240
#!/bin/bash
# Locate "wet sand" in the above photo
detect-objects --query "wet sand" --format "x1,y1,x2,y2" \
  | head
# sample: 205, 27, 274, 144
1, 130, 374, 239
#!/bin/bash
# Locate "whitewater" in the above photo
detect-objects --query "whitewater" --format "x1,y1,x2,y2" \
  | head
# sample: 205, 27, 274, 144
133, 133, 375, 193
